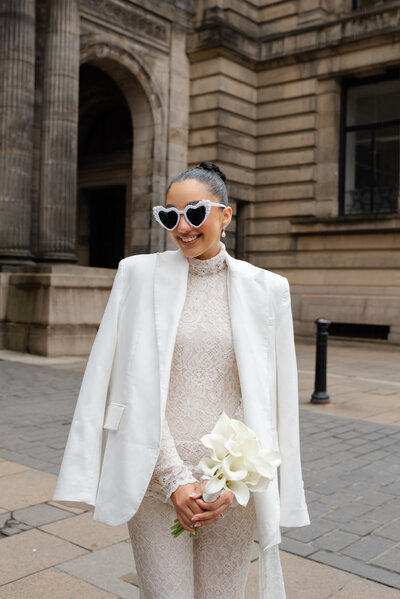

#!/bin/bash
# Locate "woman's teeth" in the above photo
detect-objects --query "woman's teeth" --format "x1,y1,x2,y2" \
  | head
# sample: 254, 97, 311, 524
179, 235, 199, 243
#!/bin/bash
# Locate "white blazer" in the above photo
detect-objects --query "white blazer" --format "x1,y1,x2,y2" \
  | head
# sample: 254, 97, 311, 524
53, 247, 310, 551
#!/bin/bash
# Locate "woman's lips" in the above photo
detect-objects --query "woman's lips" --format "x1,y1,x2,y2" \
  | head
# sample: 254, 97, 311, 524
178, 235, 201, 246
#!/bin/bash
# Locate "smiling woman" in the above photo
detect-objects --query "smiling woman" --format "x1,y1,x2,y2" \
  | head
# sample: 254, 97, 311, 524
54, 161, 309, 599
157, 163, 232, 260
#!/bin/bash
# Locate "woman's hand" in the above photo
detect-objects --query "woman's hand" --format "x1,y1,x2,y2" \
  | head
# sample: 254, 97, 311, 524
190, 480, 233, 527
170, 481, 205, 535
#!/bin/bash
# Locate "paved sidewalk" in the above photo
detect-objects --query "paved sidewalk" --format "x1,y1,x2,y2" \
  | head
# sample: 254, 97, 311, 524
0, 340, 400, 597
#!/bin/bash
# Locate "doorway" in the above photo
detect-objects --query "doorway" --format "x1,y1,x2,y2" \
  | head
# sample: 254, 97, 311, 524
77, 185, 126, 269
77, 64, 133, 268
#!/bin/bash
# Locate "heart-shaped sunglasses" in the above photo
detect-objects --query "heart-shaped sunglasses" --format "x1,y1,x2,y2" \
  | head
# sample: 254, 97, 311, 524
153, 199, 226, 231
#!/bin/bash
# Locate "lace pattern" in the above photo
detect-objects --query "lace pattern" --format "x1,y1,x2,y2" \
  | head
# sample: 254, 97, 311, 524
141, 240, 286, 597
146, 240, 244, 501
146, 418, 198, 503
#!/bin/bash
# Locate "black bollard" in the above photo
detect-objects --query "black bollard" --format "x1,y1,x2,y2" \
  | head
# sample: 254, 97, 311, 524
310, 317, 331, 404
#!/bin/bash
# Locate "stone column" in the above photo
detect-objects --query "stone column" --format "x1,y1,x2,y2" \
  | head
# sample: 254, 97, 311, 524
0, 1, 35, 263
39, 0, 79, 261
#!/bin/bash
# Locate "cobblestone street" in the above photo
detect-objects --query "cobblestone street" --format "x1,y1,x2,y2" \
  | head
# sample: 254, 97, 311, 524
0, 340, 400, 597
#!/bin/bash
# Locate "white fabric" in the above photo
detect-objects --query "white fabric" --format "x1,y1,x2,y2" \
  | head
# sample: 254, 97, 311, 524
53, 242, 310, 549
128, 492, 257, 599
134, 242, 286, 598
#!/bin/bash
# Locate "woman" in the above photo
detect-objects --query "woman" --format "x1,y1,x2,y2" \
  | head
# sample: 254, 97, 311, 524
53, 162, 310, 599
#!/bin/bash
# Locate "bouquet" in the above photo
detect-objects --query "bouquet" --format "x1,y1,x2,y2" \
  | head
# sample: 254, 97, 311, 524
171, 410, 281, 538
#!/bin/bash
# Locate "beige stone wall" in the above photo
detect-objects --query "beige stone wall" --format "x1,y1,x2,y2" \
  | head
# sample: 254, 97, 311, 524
189, 1, 400, 343
187, 53, 257, 255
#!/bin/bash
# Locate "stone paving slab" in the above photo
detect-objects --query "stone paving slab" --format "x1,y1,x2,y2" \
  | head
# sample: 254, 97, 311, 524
0, 459, 29, 477
40, 511, 130, 551
14, 503, 73, 527
279, 551, 400, 599
0, 468, 57, 511
0, 528, 88, 585
58, 541, 140, 599
0, 567, 117, 599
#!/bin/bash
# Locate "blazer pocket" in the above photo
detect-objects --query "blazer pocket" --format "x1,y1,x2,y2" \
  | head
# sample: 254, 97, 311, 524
103, 402, 125, 431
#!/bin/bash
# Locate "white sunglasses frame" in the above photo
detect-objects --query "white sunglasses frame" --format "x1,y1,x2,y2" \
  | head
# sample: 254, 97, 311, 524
153, 199, 227, 231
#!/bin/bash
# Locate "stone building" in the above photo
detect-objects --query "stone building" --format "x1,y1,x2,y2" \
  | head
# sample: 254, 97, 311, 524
0, 0, 399, 355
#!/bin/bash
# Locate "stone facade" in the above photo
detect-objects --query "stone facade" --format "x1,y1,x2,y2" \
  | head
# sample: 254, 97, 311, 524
188, 0, 400, 344
0, 0, 399, 354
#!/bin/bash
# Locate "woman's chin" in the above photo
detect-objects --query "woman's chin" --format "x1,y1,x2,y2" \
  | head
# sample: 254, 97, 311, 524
176, 234, 203, 255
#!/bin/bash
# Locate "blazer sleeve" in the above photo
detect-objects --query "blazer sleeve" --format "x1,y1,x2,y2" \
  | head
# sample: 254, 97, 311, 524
53, 259, 126, 509
276, 276, 310, 527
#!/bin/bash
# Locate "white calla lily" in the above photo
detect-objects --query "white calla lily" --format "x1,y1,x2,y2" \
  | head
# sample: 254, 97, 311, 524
244, 472, 270, 492
203, 472, 226, 503
250, 449, 281, 478
200, 433, 229, 461
242, 434, 260, 459
230, 417, 252, 444
221, 454, 248, 481
224, 438, 242, 456
242, 470, 261, 486
211, 410, 235, 439
227, 480, 250, 506
197, 456, 219, 477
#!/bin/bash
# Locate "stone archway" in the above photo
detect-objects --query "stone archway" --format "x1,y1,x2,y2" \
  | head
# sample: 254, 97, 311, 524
79, 40, 166, 258
77, 64, 132, 268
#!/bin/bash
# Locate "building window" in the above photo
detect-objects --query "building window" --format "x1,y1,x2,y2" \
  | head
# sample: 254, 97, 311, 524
339, 75, 400, 216
352, 0, 390, 9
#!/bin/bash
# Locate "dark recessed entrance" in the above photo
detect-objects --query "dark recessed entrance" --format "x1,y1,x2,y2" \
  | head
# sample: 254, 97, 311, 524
77, 63, 133, 268
77, 185, 125, 269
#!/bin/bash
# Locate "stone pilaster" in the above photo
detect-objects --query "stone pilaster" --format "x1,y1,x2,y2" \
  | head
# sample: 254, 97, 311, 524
38, 0, 79, 261
0, 1, 35, 264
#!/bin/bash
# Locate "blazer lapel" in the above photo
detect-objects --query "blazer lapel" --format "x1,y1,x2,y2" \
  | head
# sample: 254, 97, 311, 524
154, 249, 189, 420
224, 252, 274, 448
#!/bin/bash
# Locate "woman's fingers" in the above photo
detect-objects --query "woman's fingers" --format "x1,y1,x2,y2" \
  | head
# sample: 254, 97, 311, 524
177, 512, 196, 534
191, 507, 224, 526
196, 489, 233, 510
171, 482, 208, 533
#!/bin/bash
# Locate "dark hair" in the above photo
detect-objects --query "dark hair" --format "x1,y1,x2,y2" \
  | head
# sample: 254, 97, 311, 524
165, 161, 228, 206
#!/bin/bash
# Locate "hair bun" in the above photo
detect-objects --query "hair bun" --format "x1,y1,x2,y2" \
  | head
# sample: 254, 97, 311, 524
197, 161, 226, 183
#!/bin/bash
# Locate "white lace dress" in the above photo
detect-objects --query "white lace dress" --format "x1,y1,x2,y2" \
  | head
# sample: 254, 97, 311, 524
127, 242, 258, 599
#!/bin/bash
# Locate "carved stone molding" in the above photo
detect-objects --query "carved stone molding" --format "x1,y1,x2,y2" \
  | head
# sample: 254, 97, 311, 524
81, 0, 169, 46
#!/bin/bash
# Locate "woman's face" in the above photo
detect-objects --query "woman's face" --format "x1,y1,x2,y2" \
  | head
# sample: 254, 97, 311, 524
165, 178, 232, 260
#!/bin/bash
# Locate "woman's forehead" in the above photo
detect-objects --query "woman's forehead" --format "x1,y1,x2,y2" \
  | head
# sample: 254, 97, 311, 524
165, 199, 201, 208
166, 179, 212, 207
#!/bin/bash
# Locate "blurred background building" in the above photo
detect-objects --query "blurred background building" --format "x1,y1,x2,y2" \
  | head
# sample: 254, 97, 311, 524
0, 0, 399, 355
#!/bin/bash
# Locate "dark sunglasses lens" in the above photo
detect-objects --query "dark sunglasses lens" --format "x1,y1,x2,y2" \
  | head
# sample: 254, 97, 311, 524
159, 210, 178, 230
187, 204, 206, 227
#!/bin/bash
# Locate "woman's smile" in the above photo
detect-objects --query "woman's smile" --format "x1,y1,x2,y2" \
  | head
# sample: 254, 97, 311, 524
177, 234, 202, 247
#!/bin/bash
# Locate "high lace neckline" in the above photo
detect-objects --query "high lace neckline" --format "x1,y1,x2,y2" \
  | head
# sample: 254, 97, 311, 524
187, 241, 227, 276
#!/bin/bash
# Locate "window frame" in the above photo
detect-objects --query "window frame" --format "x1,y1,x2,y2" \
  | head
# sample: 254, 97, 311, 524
352, 0, 391, 10
338, 70, 400, 216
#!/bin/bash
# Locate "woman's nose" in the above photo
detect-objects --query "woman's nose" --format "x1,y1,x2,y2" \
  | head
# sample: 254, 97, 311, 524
177, 214, 192, 232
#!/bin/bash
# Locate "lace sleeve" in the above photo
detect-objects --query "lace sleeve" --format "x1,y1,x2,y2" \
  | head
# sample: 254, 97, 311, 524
148, 416, 199, 504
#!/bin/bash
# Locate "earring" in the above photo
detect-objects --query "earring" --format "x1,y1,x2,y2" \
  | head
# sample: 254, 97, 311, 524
221, 228, 226, 238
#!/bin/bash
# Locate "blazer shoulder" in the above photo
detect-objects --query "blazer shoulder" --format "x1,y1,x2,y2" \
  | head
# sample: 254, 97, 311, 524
232, 255, 286, 288
262, 267, 288, 287
119, 252, 157, 272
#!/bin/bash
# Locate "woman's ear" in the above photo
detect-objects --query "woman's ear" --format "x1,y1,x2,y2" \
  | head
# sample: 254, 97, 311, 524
223, 206, 232, 228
